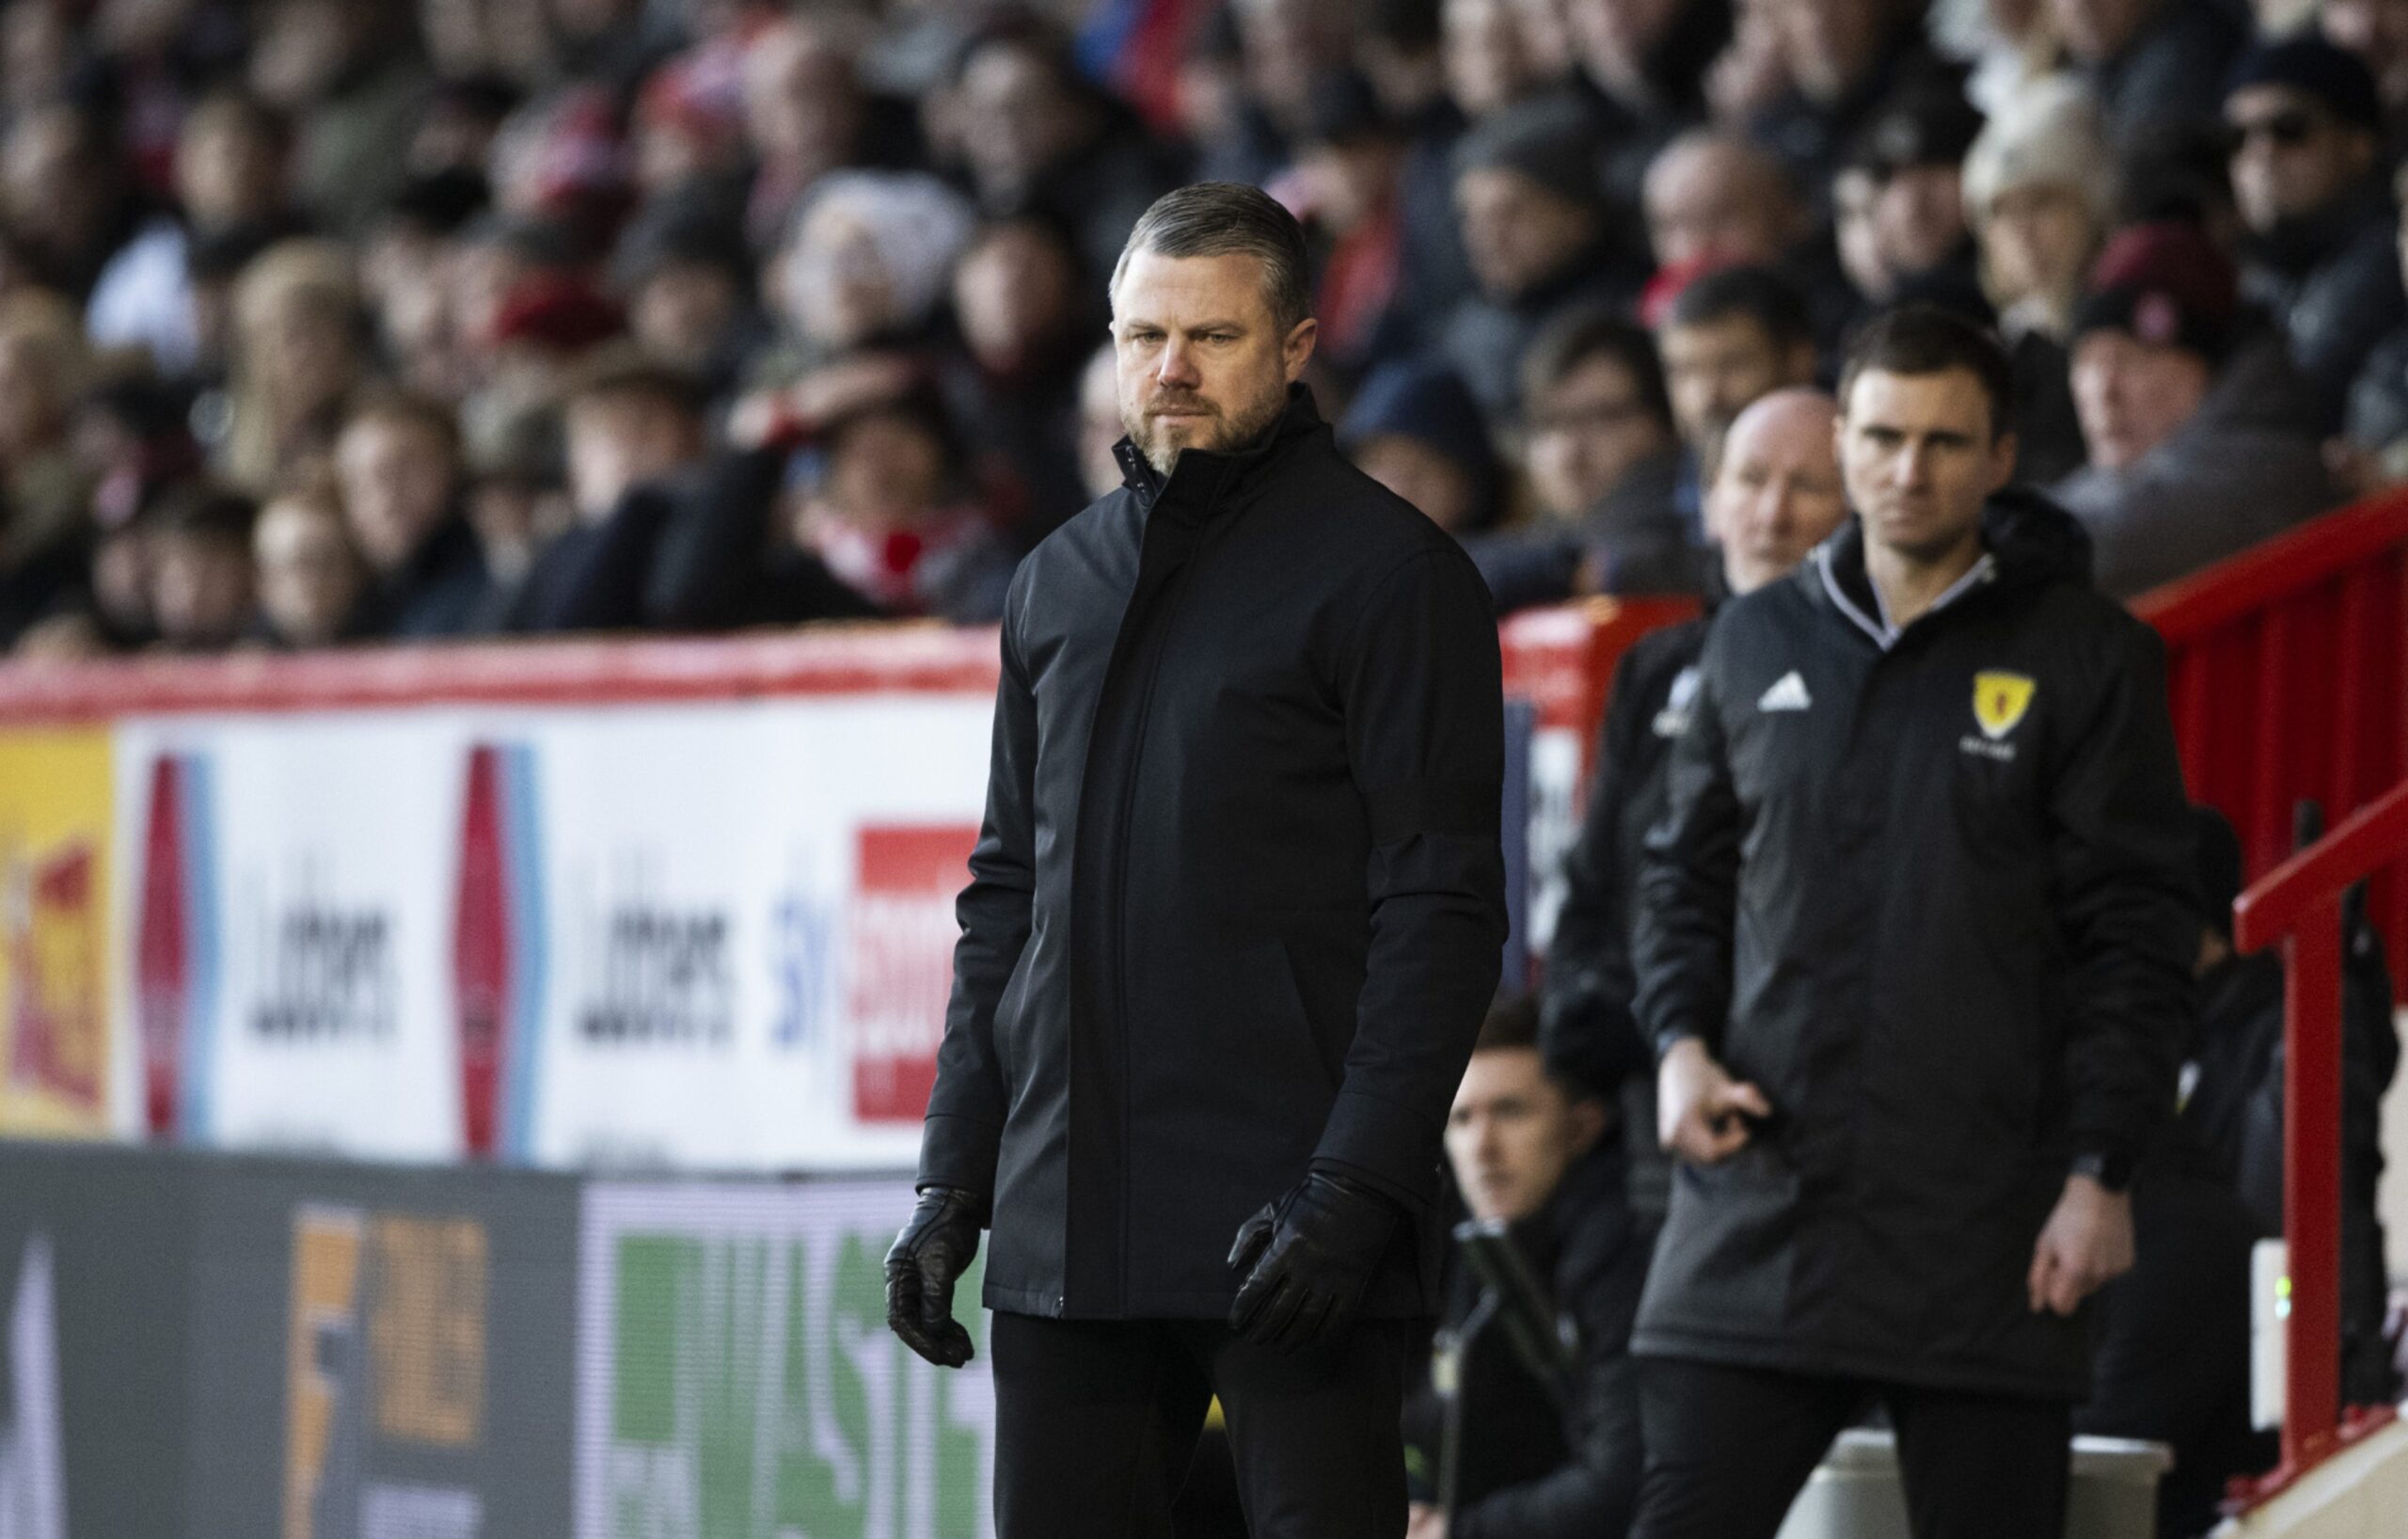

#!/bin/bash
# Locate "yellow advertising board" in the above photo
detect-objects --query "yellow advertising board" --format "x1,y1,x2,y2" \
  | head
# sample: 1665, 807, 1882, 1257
0, 726, 114, 1136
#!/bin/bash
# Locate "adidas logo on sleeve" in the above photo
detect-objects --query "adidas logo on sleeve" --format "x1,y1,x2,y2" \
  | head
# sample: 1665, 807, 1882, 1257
1757, 672, 1812, 712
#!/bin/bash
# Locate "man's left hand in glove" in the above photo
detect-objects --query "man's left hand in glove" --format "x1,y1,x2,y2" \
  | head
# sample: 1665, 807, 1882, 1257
1226, 1169, 1402, 1353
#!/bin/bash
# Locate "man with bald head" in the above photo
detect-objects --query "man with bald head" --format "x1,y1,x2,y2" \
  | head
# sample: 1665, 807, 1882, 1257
1643, 133, 1806, 278
1541, 389, 1848, 1209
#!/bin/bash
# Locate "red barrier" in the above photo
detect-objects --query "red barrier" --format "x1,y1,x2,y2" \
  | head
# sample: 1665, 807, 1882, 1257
2133, 491, 2408, 994
2226, 782, 2408, 1507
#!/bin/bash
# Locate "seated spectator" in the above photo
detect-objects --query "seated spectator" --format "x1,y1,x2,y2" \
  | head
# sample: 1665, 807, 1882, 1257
2054, 222, 2340, 600
1962, 75, 2115, 484
509, 348, 710, 633
1405, 992, 1647, 1539
944, 18, 1180, 284
1656, 264, 1820, 527
1, 103, 142, 302
1840, 77, 1988, 318
943, 214, 1098, 548
740, 15, 922, 253
1565, 0, 1732, 224
1075, 341, 1125, 503
1466, 309, 1693, 609
252, 480, 366, 648
610, 196, 760, 405
2052, 0, 2245, 151
1338, 359, 1504, 537
1638, 130, 1812, 320
0, 294, 93, 650
359, 170, 493, 402
145, 484, 258, 652
1281, 71, 1418, 378
1745, 0, 1949, 198
87, 88, 303, 382
247, 0, 428, 238
786, 388, 1017, 625
333, 392, 491, 639
756, 169, 974, 389
2225, 38, 2403, 421
2343, 163, 2408, 475
1443, 96, 1630, 417
217, 237, 366, 495
1541, 389, 1846, 1219
2080, 807, 2400, 1535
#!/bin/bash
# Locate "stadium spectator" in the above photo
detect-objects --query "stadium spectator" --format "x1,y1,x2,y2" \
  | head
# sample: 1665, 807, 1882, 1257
1467, 307, 1693, 609
1961, 75, 2114, 484
1841, 77, 1987, 315
944, 19, 1180, 285
217, 237, 365, 495
252, 477, 366, 648
2, 103, 141, 304
1630, 306, 2195, 1538
1074, 341, 1124, 503
333, 392, 489, 640
508, 347, 706, 633
1280, 71, 1418, 378
1338, 357, 1504, 537
145, 484, 257, 651
1407, 992, 1647, 1539
359, 170, 492, 401
784, 386, 1014, 626
2052, 0, 2246, 151
739, 15, 920, 254
2225, 37, 2404, 419
0, 294, 93, 650
610, 194, 762, 404
1542, 388, 1846, 1224
1639, 131, 1809, 307
1746, 0, 1949, 198
2055, 222, 2339, 600
246, 0, 428, 237
944, 215, 1103, 547
2323, 0, 2408, 125
1656, 265, 1820, 522
757, 169, 974, 387
1444, 96, 1628, 416
87, 90, 300, 381
1444, 0, 1556, 122
1567, 0, 1734, 222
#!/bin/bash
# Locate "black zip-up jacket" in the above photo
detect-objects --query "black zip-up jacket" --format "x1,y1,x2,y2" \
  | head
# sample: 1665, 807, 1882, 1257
918, 386, 1509, 1319
1630, 489, 2195, 1398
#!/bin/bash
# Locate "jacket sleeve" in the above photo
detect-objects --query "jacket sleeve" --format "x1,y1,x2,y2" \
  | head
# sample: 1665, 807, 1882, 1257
2048, 621, 2196, 1174
1313, 547, 1509, 1209
915, 573, 1037, 1204
1631, 642, 1740, 1055
1540, 647, 1654, 1096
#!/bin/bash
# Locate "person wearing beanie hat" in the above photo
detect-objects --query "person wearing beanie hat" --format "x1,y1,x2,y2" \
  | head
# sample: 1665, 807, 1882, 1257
1962, 77, 2116, 344
1337, 358, 1502, 535
1461, 306, 1696, 611
2224, 35, 2403, 416
1442, 95, 1634, 417
2054, 221, 2340, 598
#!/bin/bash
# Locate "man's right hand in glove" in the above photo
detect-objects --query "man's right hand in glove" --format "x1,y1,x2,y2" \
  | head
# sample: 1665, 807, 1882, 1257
885, 1184, 982, 1367
1227, 1169, 1401, 1353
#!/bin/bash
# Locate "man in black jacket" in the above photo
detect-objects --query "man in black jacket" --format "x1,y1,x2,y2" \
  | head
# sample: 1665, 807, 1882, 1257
884, 182, 1508, 1538
1628, 306, 2196, 1537
1542, 388, 1847, 1217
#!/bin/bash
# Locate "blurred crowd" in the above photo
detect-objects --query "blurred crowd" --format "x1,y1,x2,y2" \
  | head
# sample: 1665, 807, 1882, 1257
0, 0, 2405, 658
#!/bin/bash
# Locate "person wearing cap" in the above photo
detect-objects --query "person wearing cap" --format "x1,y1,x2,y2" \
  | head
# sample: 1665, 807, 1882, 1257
2054, 220, 2339, 600
1463, 305, 1694, 611
2224, 36, 2404, 415
1443, 95, 1634, 418
1841, 78, 1988, 313
1339, 357, 1504, 536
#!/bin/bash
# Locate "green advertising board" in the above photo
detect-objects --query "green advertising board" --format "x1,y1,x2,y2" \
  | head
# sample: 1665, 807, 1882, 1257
577, 1181, 995, 1539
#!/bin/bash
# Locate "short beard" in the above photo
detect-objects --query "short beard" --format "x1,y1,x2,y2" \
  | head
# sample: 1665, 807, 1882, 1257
1130, 380, 1289, 478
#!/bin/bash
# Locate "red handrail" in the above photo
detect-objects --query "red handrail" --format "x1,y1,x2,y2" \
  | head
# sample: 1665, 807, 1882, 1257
2226, 779, 2408, 1504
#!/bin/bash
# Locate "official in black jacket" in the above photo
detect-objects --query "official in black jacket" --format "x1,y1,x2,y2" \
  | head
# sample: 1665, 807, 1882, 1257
1543, 389, 1850, 1220
884, 183, 1509, 1538
1628, 308, 2196, 1539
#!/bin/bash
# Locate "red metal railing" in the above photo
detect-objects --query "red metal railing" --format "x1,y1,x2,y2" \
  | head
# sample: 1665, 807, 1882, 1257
2134, 491, 2408, 995
2226, 783, 2408, 1504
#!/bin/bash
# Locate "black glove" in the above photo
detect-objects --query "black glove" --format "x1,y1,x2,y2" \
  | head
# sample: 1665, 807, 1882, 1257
1226, 1170, 1401, 1353
885, 1184, 983, 1367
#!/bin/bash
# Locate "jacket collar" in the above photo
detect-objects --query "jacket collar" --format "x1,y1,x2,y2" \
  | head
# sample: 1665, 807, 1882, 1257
1113, 383, 1327, 523
1806, 485, 2092, 650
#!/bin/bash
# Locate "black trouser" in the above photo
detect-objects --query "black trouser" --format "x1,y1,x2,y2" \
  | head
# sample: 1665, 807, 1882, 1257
1632, 1357, 2072, 1539
990, 1311, 1412, 1539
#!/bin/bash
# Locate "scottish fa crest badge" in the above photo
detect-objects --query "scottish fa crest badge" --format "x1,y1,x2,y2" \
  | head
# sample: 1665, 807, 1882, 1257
1972, 671, 2036, 740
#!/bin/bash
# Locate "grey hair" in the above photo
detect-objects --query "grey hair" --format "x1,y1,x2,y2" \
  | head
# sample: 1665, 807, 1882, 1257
1109, 182, 1314, 336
